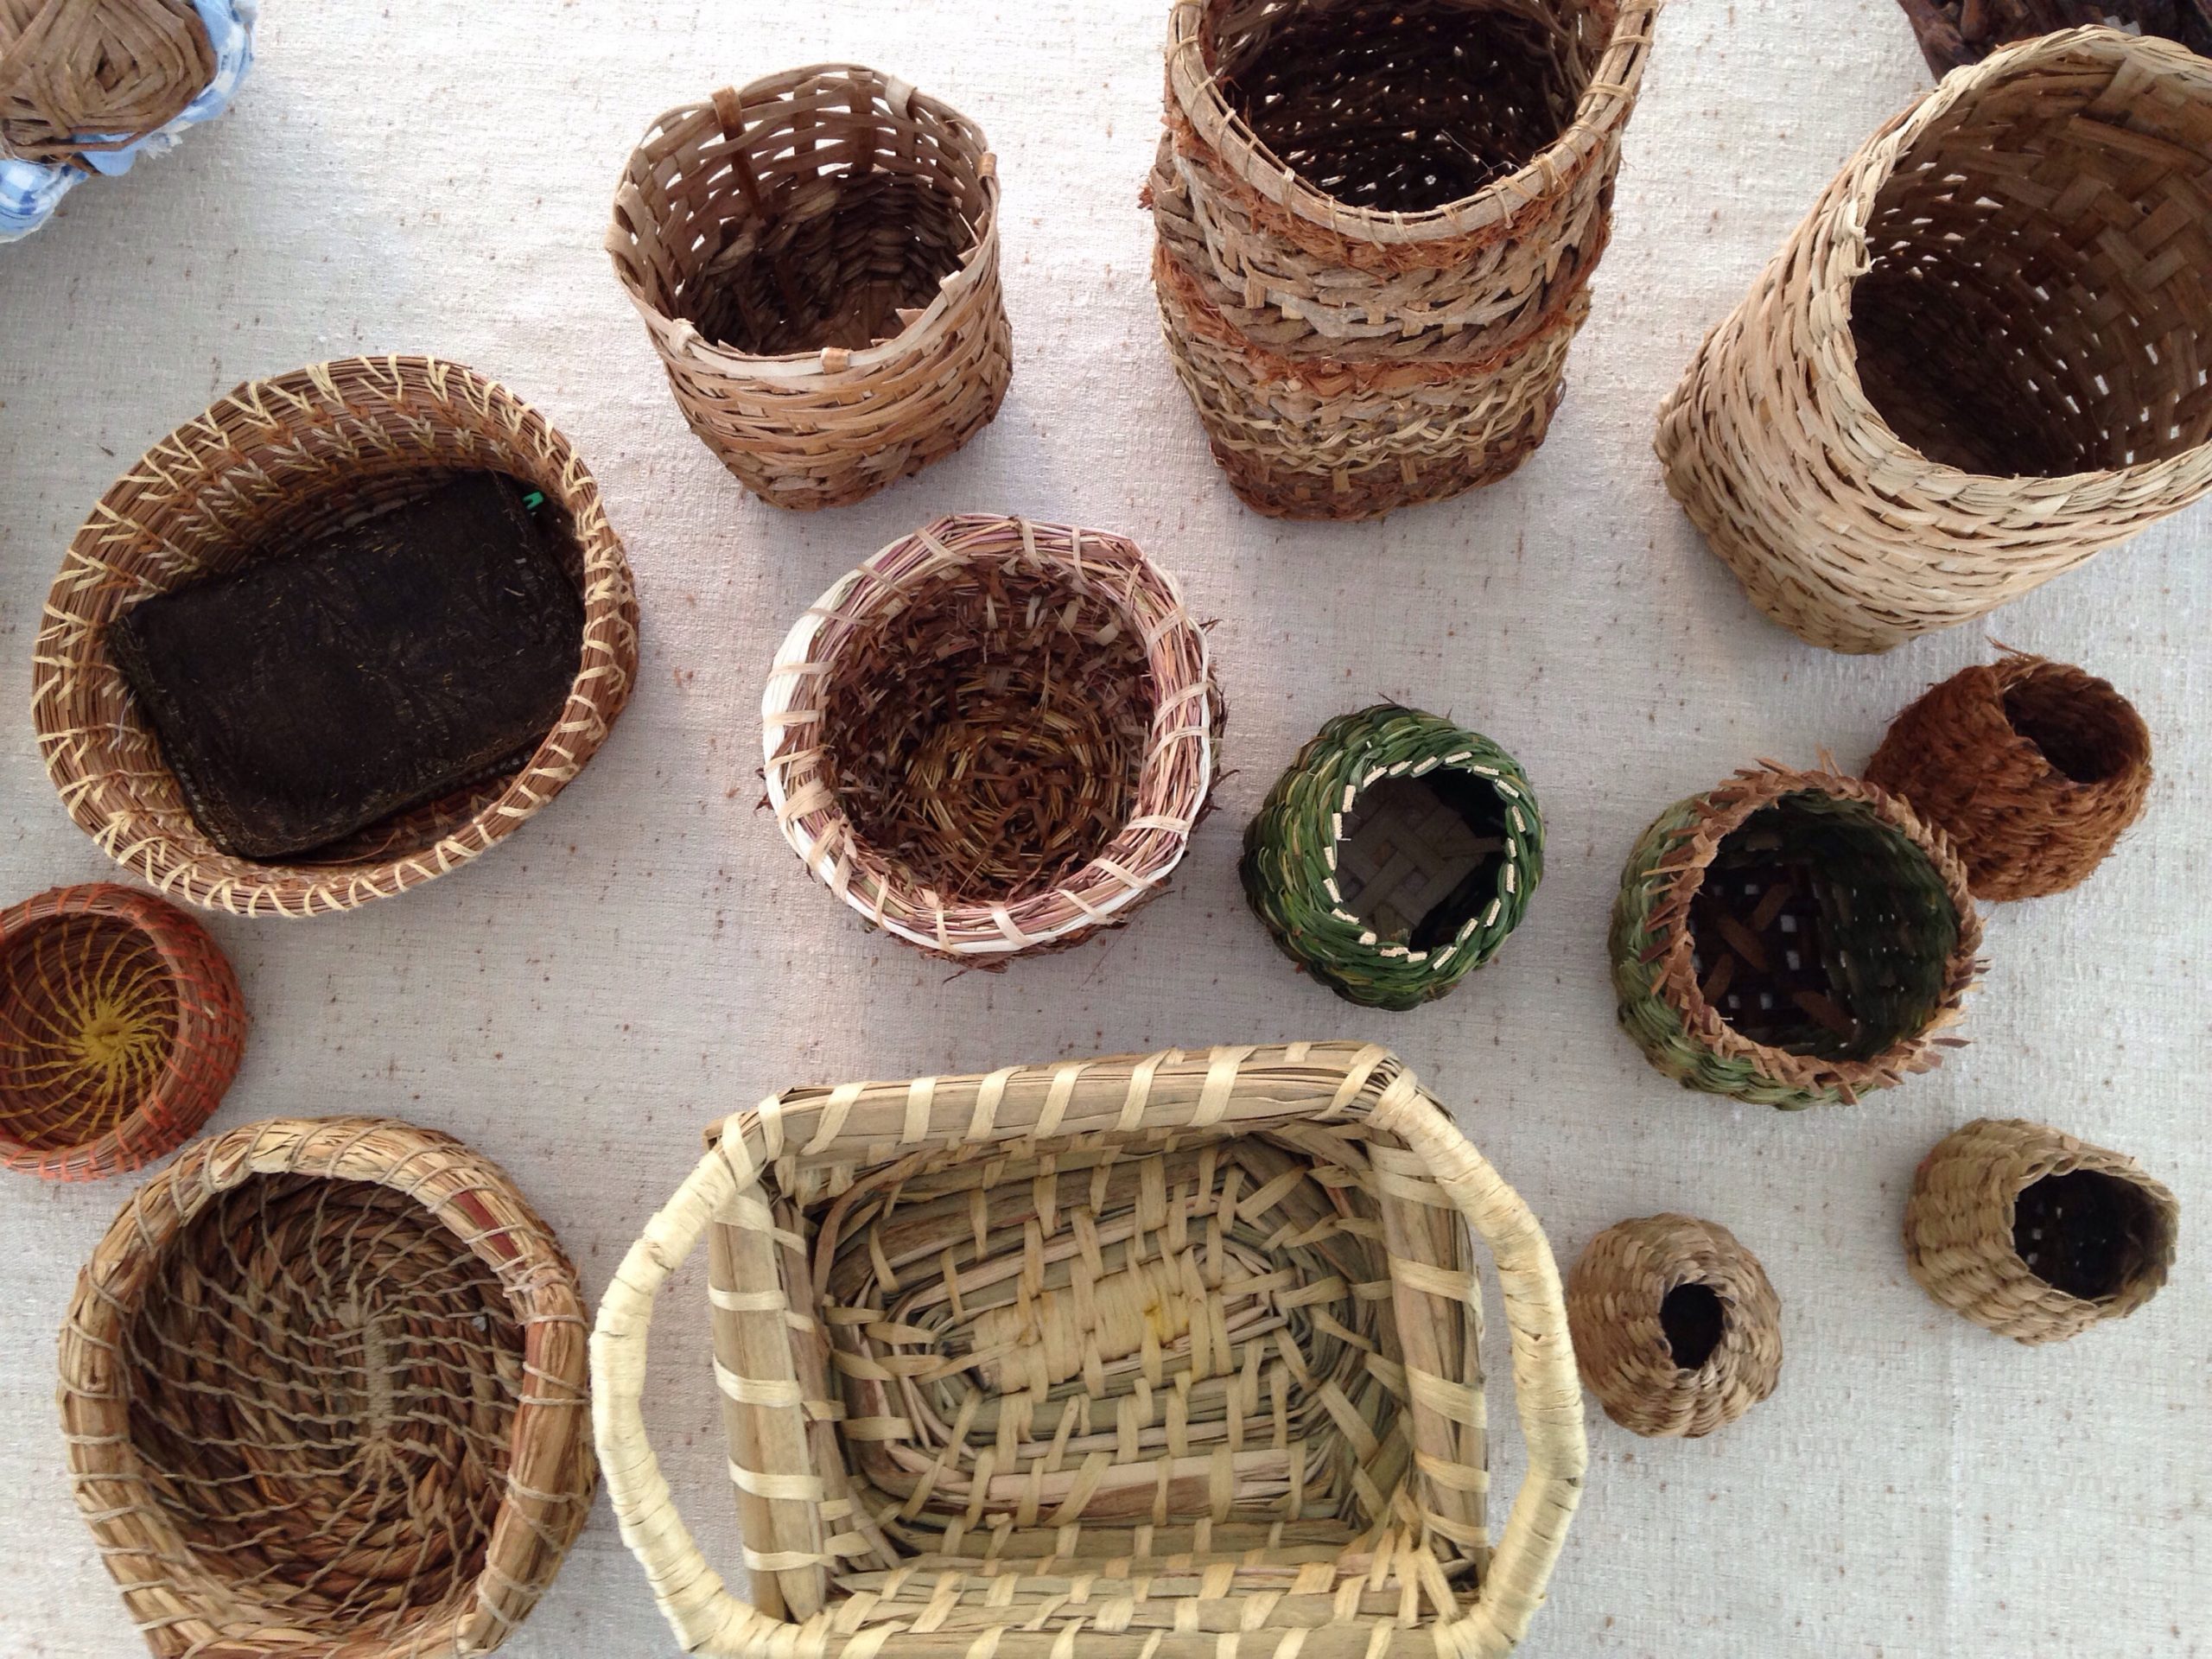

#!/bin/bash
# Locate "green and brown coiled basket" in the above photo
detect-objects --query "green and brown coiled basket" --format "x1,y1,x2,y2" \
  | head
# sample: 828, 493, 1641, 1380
1243, 705, 1542, 1010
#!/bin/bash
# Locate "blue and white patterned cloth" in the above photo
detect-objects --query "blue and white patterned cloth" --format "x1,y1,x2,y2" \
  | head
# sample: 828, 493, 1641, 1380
0, 0, 255, 241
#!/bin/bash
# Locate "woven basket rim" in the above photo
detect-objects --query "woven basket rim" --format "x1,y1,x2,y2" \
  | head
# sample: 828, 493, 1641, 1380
1824, 25, 2212, 492
1635, 765, 1983, 1098
610, 63, 1001, 380
30, 354, 639, 918
0, 880, 242, 1178
1956, 652, 2152, 801
762, 515, 1216, 957
1164, 0, 1660, 246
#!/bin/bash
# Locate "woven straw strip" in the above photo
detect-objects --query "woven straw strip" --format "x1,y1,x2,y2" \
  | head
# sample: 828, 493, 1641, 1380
0, 0, 213, 162
0, 880, 243, 1180
592, 1042, 1585, 1659
59, 1117, 596, 1657
31, 355, 639, 916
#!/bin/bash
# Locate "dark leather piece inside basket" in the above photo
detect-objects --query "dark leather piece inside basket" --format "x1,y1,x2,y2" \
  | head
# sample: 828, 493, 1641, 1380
105, 474, 584, 862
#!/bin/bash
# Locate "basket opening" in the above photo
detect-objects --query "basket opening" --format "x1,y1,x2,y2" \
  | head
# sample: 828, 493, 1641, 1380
1688, 795, 1961, 1063
1208, 0, 1595, 213
2012, 1167, 2171, 1301
1851, 58, 2212, 476
1658, 1281, 1724, 1370
120, 1171, 524, 1639
2000, 670, 2145, 787
0, 912, 176, 1153
818, 562, 1154, 904
1337, 771, 1510, 952
791, 1124, 1487, 1595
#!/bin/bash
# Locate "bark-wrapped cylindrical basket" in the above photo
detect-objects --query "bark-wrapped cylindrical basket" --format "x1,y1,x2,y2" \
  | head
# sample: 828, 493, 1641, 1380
1895, 0, 2212, 78
0, 0, 213, 162
60, 1117, 597, 1657
1566, 1213, 1782, 1439
591, 1041, 1586, 1658
1866, 652, 2153, 901
764, 515, 1218, 961
1657, 28, 2212, 653
1610, 766, 1982, 1109
1151, 0, 1659, 519
610, 65, 1011, 510
31, 356, 639, 918
0, 882, 243, 1181
1904, 1117, 2178, 1344
1242, 704, 1543, 1009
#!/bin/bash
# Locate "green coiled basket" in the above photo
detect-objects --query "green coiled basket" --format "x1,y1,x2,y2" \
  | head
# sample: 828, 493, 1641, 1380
1241, 704, 1543, 1010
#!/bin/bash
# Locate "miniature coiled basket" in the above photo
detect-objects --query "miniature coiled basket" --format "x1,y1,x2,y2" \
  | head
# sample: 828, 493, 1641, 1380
1866, 652, 2152, 902
1566, 1213, 1782, 1440
60, 1117, 596, 1657
1242, 705, 1543, 1009
1657, 28, 2212, 652
1610, 766, 1982, 1109
1151, 0, 1658, 518
0, 881, 242, 1180
1904, 1117, 2178, 1344
32, 356, 639, 917
610, 65, 1011, 510
593, 1042, 1586, 1659
764, 516, 1218, 960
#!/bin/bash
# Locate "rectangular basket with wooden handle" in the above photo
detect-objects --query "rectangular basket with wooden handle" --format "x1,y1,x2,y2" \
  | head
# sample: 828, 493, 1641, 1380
591, 1042, 1585, 1659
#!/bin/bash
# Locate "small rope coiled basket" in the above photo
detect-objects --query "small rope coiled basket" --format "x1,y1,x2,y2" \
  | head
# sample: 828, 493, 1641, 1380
0, 881, 243, 1181
60, 1117, 597, 1658
1904, 1117, 2179, 1344
610, 65, 1011, 510
1866, 652, 2152, 902
764, 515, 1218, 961
1241, 704, 1543, 1009
1150, 0, 1658, 519
1566, 1213, 1783, 1440
592, 1041, 1587, 1659
0, 0, 213, 163
1657, 28, 2212, 652
1610, 766, 1982, 1109
32, 356, 639, 917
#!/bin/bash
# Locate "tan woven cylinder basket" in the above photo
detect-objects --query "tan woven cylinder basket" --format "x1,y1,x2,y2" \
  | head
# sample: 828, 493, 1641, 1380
593, 1042, 1586, 1659
1151, 0, 1659, 518
611, 65, 1012, 510
1658, 27, 2212, 652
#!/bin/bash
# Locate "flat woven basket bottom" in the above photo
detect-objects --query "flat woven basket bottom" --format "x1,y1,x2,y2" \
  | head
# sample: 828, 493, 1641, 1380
1337, 772, 1509, 949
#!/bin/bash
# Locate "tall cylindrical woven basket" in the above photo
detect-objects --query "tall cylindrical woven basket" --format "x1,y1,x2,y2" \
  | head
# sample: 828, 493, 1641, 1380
763, 516, 1218, 961
592, 1042, 1587, 1658
1242, 704, 1543, 1009
32, 356, 639, 917
60, 1117, 597, 1657
0, 882, 244, 1181
1866, 652, 2153, 900
610, 65, 1011, 510
1657, 28, 2212, 653
1152, 0, 1658, 519
1610, 766, 1982, 1109
1904, 1118, 2178, 1344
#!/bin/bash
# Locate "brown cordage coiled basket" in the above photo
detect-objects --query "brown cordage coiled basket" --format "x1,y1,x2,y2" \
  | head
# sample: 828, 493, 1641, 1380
1866, 652, 2153, 901
0, 882, 243, 1181
60, 1117, 597, 1657
1152, 0, 1658, 519
1566, 1213, 1782, 1439
1657, 28, 2212, 653
592, 1043, 1587, 1659
0, 0, 213, 162
610, 65, 1012, 511
33, 356, 639, 918
1904, 1118, 2178, 1344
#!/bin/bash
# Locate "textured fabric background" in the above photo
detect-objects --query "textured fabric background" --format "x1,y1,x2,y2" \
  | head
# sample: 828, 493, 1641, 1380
0, 3, 2206, 1655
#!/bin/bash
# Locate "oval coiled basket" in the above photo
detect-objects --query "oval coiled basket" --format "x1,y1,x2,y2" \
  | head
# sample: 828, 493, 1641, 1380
1152, 0, 1658, 518
1657, 28, 2212, 652
32, 356, 639, 917
610, 64, 1011, 510
592, 1041, 1586, 1659
60, 1116, 597, 1657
